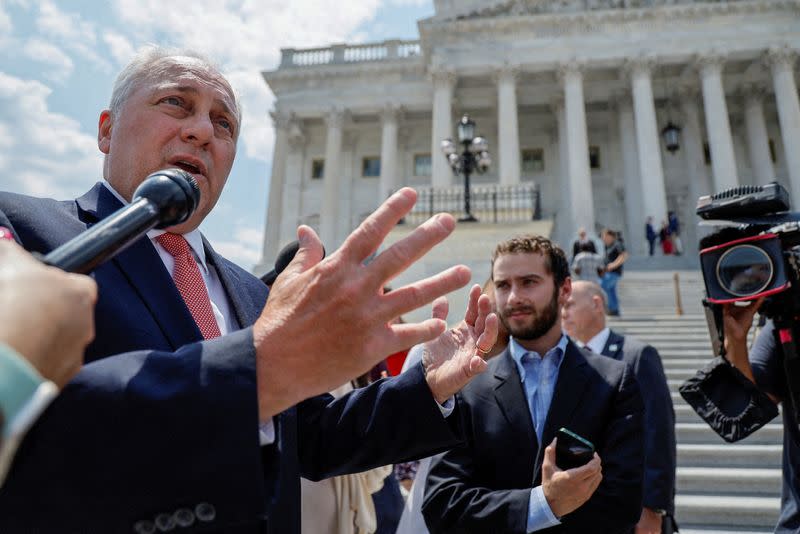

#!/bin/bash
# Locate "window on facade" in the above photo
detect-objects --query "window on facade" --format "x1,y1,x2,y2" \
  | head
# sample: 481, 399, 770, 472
362, 157, 381, 177
769, 139, 777, 163
703, 143, 711, 166
589, 146, 601, 169
311, 159, 324, 179
521, 148, 545, 173
414, 154, 432, 176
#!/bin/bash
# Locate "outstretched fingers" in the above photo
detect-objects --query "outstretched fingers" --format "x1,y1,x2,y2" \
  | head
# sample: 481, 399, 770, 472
339, 188, 418, 264
367, 212, 456, 285
463, 284, 481, 327
280, 226, 324, 279
380, 265, 471, 322
431, 296, 449, 321
475, 312, 499, 357
388, 319, 448, 355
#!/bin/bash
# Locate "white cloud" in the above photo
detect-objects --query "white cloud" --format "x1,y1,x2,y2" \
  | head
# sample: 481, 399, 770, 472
211, 224, 264, 267
0, 72, 102, 198
22, 38, 74, 82
109, 0, 384, 166
35, 0, 110, 72
102, 31, 135, 67
389, 0, 430, 5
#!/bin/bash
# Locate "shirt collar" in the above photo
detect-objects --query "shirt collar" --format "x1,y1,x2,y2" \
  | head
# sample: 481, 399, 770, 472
101, 181, 209, 273
584, 327, 611, 355
509, 334, 568, 382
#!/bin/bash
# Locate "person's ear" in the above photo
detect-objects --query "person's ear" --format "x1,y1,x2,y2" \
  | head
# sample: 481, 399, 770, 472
98, 110, 113, 154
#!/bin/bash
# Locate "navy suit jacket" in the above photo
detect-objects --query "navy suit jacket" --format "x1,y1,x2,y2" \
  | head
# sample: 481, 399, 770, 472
601, 330, 676, 515
0, 184, 462, 534
422, 340, 644, 533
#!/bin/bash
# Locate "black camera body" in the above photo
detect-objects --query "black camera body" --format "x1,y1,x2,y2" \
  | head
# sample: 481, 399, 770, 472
699, 182, 800, 320
696, 182, 800, 427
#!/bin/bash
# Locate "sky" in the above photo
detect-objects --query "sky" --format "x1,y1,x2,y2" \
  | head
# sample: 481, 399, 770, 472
0, 0, 435, 270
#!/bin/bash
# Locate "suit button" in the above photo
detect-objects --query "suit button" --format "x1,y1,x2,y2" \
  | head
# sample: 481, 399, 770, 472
155, 512, 176, 531
195, 502, 216, 522
133, 520, 156, 534
174, 508, 195, 528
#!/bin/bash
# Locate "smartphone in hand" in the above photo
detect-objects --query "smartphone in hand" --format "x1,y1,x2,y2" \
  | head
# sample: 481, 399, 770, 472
555, 427, 595, 470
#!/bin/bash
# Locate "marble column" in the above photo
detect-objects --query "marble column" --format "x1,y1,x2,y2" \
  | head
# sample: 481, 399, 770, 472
430, 69, 456, 188
559, 62, 595, 236
338, 133, 356, 245
678, 86, 712, 202
379, 105, 401, 205
550, 97, 572, 237
257, 111, 291, 271
280, 124, 306, 250
678, 85, 711, 251
614, 91, 644, 254
696, 54, 739, 191
740, 83, 775, 185
496, 65, 521, 185
766, 46, 800, 206
626, 58, 668, 229
320, 108, 345, 248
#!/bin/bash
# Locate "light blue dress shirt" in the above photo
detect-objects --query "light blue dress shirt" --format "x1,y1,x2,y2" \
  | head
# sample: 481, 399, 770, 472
509, 335, 568, 533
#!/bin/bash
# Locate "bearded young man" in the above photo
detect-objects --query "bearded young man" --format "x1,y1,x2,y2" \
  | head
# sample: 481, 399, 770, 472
423, 234, 645, 534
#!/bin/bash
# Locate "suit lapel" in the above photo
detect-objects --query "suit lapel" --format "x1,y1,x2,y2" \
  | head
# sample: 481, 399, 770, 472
77, 183, 204, 349
533, 341, 591, 482
203, 237, 262, 329
492, 350, 538, 455
601, 330, 625, 361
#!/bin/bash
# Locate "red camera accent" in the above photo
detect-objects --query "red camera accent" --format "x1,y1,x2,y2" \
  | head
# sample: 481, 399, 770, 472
706, 282, 790, 304
700, 232, 779, 255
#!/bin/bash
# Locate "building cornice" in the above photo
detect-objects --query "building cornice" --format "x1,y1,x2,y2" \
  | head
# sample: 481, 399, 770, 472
419, 1, 799, 47
263, 60, 426, 87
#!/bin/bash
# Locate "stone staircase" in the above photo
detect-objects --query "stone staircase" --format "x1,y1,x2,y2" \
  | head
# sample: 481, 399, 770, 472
609, 271, 781, 534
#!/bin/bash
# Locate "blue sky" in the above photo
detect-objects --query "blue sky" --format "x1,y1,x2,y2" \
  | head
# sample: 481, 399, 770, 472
0, 0, 434, 269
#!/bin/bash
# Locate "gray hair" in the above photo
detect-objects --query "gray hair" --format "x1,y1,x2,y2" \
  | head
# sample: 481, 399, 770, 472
574, 280, 608, 310
109, 45, 241, 125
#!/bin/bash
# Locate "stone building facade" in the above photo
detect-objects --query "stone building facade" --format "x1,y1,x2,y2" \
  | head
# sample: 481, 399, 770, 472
256, 0, 800, 272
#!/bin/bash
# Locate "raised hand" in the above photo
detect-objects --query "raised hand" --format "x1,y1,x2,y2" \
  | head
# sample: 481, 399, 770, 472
420, 285, 498, 403
253, 188, 472, 420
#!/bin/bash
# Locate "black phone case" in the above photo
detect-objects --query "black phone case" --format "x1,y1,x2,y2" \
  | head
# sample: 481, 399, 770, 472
555, 428, 594, 470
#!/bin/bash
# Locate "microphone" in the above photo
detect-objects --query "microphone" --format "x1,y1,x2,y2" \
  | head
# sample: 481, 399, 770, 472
261, 240, 326, 286
43, 168, 201, 274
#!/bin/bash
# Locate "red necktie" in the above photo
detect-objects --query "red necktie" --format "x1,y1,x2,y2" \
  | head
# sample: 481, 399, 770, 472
156, 233, 222, 340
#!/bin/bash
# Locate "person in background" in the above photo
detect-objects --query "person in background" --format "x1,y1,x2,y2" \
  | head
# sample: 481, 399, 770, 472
659, 221, 673, 255
601, 228, 628, 317
562, 281, 677, 534
0, 232, 97, 485
667, 211, 682, 256
645, 217, 657, 257
571, 242, 604, 286
571, 227, 596, 261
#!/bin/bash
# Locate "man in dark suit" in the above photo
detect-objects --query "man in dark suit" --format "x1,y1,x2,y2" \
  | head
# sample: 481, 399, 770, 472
0, 47, 499, 534
423, 235, 644, 533
562, 280, 676, 534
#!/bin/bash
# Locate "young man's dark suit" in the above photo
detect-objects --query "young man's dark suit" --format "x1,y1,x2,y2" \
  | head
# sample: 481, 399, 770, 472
600, 330, 676, 529
422, 339, 644, 533
0, 184, 462, 534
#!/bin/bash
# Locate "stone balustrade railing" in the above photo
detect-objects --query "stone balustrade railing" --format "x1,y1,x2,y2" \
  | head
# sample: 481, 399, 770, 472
280, 39, 422, 68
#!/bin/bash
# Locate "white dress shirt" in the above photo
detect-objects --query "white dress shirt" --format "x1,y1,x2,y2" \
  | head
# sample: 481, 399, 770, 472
585, 327, 611, 355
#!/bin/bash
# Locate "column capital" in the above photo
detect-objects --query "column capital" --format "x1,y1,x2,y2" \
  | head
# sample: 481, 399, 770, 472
694, 52, 727, 76
609, 89, 633, 110
764, 45, 798, 70
380, 103, 405, 125
738, 82, 768, 104
493, 63, 520, 84
548, 95, 564, 114
675, 83, 700, 102
429, 68, 457, 88
556, 59, 585, 84
270, 110, 293, 131
287, 121, 306, 150
622, 56, 657, 80
325, 108, 350, 129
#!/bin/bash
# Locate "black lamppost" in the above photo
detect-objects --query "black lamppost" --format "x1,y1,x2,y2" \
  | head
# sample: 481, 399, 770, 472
661, 121, 682, 154
441, 115, 491, 222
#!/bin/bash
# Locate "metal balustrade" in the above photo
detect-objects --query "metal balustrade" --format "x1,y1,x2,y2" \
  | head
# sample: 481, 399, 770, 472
401, 184, 541, 226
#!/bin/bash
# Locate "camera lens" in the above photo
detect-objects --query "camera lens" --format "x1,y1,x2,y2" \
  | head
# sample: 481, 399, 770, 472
716, 244, 774, 297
